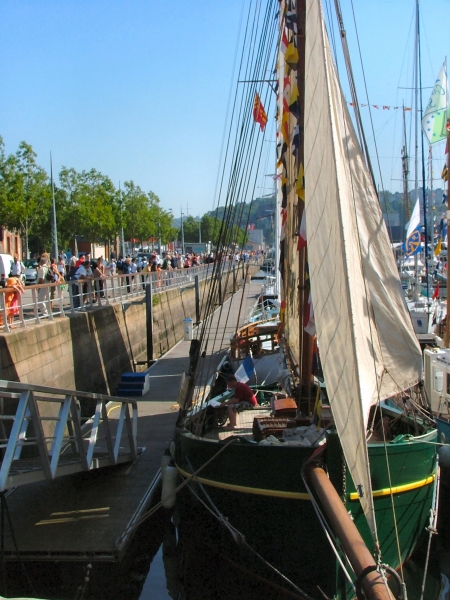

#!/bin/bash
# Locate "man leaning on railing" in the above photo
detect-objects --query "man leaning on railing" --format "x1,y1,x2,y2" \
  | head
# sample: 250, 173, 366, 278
72, 260, 93, 308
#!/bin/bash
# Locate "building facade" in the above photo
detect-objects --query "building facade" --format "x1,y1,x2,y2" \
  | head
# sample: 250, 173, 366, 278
0, 227, 22, 257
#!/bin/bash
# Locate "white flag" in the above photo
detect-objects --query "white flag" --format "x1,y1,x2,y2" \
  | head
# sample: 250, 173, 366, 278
422, 60, 448, 145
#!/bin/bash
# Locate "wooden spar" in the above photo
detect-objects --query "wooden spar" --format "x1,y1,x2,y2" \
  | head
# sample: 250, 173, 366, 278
296, 0, 314, 414
304, 463, 394, 600
444, 124, 450, 346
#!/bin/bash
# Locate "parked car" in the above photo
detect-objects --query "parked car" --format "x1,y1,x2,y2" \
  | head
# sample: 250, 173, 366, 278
24, 259, 39, 285
0, 254, 13, 287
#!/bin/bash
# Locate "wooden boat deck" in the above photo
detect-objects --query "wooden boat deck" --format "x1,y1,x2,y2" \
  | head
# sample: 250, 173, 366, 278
203, 406, 272, 441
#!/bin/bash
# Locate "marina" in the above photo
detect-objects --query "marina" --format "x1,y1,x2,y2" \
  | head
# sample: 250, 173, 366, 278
1, 0, 450, 598
0, 279, 262, 563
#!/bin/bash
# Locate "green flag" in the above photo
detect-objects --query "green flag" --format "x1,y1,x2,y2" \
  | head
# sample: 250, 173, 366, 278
422, 59, 448, 145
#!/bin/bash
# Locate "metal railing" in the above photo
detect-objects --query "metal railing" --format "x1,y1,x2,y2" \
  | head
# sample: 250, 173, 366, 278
0, 379, 138, 491
0, 263, 219, 332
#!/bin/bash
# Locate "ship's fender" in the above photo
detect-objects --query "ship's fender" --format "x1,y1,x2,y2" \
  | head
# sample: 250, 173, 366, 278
169, 440, 176, 459
161, 449, 172, 477
161, 463, 178, 509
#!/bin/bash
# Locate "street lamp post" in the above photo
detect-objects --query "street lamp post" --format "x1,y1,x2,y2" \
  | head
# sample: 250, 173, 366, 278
119, 184, 126, 257
181, 210, 185, 255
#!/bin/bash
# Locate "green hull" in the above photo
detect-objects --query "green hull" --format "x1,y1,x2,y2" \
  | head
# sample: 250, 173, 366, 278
175, 428, 437, 598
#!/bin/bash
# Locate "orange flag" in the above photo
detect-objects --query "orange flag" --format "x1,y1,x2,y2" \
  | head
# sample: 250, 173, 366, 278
253, 92, 268, 132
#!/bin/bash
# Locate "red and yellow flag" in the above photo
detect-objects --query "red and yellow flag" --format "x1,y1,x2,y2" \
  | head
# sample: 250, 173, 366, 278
253, 92, 268, 132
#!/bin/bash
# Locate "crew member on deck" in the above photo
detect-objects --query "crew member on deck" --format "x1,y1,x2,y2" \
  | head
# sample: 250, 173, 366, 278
221, 375, 257, 429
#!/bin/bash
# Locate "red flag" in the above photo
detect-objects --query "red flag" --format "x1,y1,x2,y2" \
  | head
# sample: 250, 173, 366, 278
433, 281, 440, 299
253, 93, 268, 132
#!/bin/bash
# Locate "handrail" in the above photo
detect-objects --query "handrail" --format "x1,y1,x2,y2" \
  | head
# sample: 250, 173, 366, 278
0, 379, 137, 404
0, 380, 139, 491
0, 263, 217, 332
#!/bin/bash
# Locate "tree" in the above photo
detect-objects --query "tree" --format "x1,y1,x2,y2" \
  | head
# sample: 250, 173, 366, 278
122, 181, 155, 248
181, 216, 201, 243
0, 141, 51, 258
59, 167, 119, 254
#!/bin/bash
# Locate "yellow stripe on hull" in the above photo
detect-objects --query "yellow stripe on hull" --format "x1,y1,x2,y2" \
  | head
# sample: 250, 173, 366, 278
176, 466, 311, 500
178, 467, 436, 502
348, 475, 436, 501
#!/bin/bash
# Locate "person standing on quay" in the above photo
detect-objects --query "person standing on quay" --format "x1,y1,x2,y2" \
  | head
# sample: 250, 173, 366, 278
36, 258, 50, 316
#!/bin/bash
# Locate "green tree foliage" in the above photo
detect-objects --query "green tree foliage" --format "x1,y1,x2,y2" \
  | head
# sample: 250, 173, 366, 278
122, 181, 154, 245
0, 139, 51, 257
58, 167, 118, 249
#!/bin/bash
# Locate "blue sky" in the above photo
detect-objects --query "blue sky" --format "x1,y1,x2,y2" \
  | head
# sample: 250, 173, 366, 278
1, 0, 448, 216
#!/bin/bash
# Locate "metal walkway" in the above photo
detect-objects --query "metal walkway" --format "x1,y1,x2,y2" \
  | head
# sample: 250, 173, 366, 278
0, 380, 138, 491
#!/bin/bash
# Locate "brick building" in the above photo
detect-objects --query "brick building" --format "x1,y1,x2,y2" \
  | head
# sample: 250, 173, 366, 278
0, 227, 22, 257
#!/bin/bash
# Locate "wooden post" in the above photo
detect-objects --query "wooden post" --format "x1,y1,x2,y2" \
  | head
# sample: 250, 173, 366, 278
305, 462, 393, 600
145, 279, 153, 363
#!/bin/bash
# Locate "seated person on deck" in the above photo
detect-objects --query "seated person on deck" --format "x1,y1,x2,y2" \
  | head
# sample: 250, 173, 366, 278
221, 375, 257, 429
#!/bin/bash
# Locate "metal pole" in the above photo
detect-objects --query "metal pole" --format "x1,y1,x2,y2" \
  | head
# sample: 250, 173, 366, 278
194, 275, 200, 324
146, 279, 153, 363
50, 153, 59, 260
119, 185, 126, 257
181, 210, 185, 255
199, 218, 201, 243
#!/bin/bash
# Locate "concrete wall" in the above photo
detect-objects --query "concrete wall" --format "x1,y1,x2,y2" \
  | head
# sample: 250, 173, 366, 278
0, 264, 257, 395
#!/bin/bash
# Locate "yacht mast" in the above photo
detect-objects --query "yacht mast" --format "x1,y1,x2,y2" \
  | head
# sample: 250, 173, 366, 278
402, 106, 410, 223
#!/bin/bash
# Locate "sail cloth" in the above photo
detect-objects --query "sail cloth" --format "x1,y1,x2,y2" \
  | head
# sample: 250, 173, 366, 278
422, 59, 448, 145
303, 0, 423, 540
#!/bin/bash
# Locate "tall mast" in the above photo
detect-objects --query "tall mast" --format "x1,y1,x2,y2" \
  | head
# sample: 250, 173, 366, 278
412, 0, 420, 302
296, 0, 312, 412
402, 106, 410, 223
445, 119, 450, 347
417, 0, 431, 301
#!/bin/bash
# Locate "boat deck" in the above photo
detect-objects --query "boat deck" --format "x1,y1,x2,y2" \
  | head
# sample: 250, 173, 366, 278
203, 406, 272, 441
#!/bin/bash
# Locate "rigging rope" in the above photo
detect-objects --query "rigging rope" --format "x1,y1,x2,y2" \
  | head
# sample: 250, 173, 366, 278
181, 464, 315, 600
181, 0, 278, 416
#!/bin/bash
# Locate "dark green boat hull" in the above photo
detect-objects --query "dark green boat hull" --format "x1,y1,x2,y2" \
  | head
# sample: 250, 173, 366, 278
175, 428, 437, 598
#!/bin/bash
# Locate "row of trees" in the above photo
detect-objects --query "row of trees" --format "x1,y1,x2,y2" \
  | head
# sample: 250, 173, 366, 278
0, 137, 253, 258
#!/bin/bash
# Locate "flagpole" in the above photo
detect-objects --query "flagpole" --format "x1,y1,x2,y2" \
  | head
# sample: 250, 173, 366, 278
445, 119, 450, 347
50, 152, 59, 260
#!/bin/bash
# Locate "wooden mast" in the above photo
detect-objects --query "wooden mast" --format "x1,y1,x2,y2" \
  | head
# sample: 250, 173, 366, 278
296, 0, 314, 415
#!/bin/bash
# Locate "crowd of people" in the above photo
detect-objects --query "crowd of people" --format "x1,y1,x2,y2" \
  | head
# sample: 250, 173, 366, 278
1, 248, 262, 328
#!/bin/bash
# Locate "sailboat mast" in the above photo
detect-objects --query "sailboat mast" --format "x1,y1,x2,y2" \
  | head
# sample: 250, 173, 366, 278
402, 106, 410, 223
295, 0, 314, 412
445, 120, 450, 347
412, 1, 421, 301
417, 3, 431, 301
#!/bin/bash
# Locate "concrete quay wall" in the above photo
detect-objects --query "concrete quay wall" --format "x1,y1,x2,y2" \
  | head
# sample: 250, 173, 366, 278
0, 265, 257, 395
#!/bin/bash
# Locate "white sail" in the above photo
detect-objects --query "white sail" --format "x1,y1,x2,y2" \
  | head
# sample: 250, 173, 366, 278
303, 0, 423, 538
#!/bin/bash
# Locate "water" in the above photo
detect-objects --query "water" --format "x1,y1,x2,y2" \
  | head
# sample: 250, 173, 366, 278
1, 486, 450, 600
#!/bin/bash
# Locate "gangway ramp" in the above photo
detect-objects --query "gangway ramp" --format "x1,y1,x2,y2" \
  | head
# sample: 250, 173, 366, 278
0, 381, 138, 491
